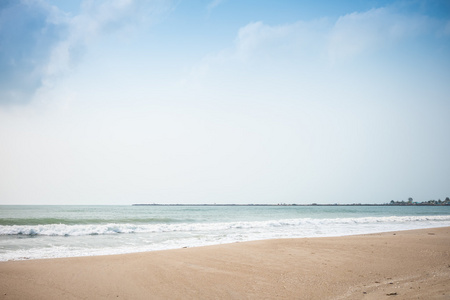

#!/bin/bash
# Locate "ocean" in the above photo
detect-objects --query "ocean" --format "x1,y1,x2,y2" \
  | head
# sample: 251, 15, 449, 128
1, 205, 449, 261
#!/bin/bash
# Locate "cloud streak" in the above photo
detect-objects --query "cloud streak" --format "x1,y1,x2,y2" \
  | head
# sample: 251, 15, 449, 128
0, 0, 172, 106
328, 7, 442, 62
206, 0, 225, 15
0, 0, 67, 104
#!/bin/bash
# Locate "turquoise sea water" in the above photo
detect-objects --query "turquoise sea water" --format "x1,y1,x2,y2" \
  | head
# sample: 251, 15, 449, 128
1, 205, 449, 261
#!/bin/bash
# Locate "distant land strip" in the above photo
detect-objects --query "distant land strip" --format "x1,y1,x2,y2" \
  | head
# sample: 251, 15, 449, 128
133, 199, 450, 207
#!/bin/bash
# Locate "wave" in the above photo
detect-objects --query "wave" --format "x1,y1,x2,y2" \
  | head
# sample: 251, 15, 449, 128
1, 215, 449, 237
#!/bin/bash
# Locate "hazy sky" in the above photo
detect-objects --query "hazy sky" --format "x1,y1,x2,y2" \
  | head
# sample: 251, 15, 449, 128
1, 0, 449, 205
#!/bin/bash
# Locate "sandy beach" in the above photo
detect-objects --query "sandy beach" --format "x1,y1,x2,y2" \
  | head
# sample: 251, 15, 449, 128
1, 227, 449, 299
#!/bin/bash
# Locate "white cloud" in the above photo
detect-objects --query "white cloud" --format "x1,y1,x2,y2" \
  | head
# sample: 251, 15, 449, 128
44, 0, 172, 80
181, 18, 329, 91
0, 0, 67, 104
185, 4, 450, 90
328, 7, 439, 62
234, 21, 291, 60
0, 0, 173, 105
207, 0, 224, 10
206, 0, 225, 15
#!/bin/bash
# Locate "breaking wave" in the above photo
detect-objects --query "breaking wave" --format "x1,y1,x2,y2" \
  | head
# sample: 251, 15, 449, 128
1, 215, 449, 237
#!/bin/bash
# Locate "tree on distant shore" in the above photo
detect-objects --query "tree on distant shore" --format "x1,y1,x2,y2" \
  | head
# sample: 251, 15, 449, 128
388, 197, 450, 205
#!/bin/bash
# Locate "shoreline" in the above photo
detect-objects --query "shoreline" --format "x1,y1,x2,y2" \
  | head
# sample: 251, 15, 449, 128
2, 224, 450, 262
1, 227, 449, 299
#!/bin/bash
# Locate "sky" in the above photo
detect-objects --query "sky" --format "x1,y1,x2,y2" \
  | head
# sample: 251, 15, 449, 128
0, 0, 449, 205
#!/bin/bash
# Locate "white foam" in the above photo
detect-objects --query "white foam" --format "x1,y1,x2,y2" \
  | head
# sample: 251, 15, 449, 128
1, 215, 449, 237
1, 215, 449, 261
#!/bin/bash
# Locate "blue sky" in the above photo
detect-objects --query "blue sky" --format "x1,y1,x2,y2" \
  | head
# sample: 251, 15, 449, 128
0, 0, 449, 205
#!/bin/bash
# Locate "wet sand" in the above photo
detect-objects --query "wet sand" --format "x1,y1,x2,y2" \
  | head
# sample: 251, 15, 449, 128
1, 227, 449, 299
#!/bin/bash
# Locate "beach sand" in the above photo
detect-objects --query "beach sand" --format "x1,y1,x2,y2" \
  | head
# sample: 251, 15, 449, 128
1, 227, 449, 299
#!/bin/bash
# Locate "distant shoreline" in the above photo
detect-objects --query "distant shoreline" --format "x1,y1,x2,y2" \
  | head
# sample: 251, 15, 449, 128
132, 203, 450, 207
